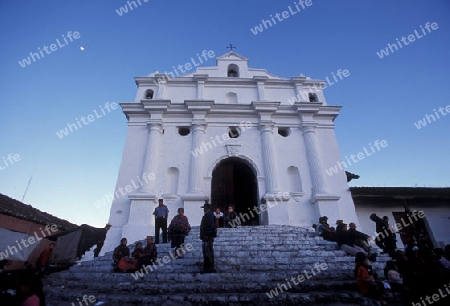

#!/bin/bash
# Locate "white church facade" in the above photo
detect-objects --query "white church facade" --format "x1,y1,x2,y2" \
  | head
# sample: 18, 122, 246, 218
102, 52, 361, 253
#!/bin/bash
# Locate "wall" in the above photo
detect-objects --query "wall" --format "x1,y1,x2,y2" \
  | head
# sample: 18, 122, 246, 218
0, 214, 63, 271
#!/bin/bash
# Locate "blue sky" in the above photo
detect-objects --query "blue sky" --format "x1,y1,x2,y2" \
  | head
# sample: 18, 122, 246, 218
1, 0, 449, 227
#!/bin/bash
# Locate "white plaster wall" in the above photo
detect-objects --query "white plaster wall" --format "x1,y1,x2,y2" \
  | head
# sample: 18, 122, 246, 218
273, 126, 315, 227
408, 204, 450, 248
108, 123, 148, 224
164, 85, 197, 103
355, 203, 406, 248
102, 121, 149, 254
156, 124, 192, 196
203, 85, 258, 104
266, 86, 297, 105
316, 127, 359, 224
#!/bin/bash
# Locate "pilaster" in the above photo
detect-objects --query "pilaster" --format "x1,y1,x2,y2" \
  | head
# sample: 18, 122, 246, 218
254, 76, 268, 101
194, 74, 208, 100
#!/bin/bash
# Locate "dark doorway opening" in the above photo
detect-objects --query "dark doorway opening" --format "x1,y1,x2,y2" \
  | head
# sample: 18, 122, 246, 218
211, 158, 259, 226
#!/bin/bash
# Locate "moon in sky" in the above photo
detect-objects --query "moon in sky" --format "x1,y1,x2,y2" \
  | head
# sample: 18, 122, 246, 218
79, 46, 85, 51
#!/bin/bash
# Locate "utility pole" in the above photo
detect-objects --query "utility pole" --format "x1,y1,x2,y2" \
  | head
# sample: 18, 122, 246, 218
21, 175, 33, 202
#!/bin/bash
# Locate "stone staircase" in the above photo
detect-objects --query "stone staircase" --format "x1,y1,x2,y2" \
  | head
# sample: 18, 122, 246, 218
43, 225, 400, 306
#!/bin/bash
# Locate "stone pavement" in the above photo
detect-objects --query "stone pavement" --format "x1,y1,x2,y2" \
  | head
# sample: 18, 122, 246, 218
43, 225, 401, 305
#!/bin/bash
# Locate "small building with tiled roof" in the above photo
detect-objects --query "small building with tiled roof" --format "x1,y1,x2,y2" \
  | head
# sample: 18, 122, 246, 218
350, 187, 450, 249
0, 193, 79, 271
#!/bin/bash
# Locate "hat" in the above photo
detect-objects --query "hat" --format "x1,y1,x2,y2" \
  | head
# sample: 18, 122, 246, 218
201, 203, 212, 209
158, 198, 163, 202
322, 216, 328, 219
105, 223, 112, 228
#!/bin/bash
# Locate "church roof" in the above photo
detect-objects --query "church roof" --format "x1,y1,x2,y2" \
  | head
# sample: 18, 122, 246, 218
215, 51, 249, 63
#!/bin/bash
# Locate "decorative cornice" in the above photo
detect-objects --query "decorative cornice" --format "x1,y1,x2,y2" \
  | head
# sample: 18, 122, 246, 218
128, 193, 157, 202
142, 100, 171, 111
193, 74, 208, 82
253, 76, 268, 83
290, 76, 307, 84
252, 101, 280, 112
310, 194, 341, 204
185, 100, 214, 111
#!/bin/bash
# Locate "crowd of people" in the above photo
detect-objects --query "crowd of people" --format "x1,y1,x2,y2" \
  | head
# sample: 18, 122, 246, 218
315, 216, 377, 261
111, 204, 450, 304
214, 206, 239, 228
315, 213, 450, 305
112, 199, 229, 274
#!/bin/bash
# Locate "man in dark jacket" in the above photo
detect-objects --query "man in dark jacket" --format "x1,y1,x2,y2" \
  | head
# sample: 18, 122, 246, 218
348, 222, 371, 252
200, 201, 216, 273
137, 236, 157, 269
335, 223, 369, 257
370, 213, 396, 256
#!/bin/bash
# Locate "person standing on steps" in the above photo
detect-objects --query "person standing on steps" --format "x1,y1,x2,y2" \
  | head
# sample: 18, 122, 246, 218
153, 199, 169, 244
370, 213, 388, 252
168, 208, 191, 258
94, 223, 111, 257
200, 201, 217, 273
382, 216, 397, 256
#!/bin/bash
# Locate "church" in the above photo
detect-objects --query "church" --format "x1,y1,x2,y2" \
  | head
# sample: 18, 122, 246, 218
101, 51, 362, 253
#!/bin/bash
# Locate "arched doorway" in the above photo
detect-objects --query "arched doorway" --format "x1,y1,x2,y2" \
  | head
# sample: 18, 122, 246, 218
211, 157, 260, 225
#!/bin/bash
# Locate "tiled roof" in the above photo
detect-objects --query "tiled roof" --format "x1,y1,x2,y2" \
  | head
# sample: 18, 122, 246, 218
0, 193, 78, 231
350, 187, 450, 199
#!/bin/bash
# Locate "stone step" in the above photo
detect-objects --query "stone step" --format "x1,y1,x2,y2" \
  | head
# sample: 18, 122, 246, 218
76, 252, 389, 273
44, 287, 402, 306
45, 273, 356, 289
68, 255, 390, 275
45, 225, 395, 306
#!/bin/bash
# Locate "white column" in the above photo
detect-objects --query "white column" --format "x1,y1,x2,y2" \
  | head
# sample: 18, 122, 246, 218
140, 122, 163, 194
302, 125, 327, 195
188, 124, 206, 193
260, 124, 280, 194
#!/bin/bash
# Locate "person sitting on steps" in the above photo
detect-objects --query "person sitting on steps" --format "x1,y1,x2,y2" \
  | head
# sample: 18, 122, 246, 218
225, 206, 239, 228
354, 252, 387, 306
113, 238, 130, 272
348, 222, 373, 253
137, 236, 157, 270
336, 223, 377, 262
317, 216, 336, 241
